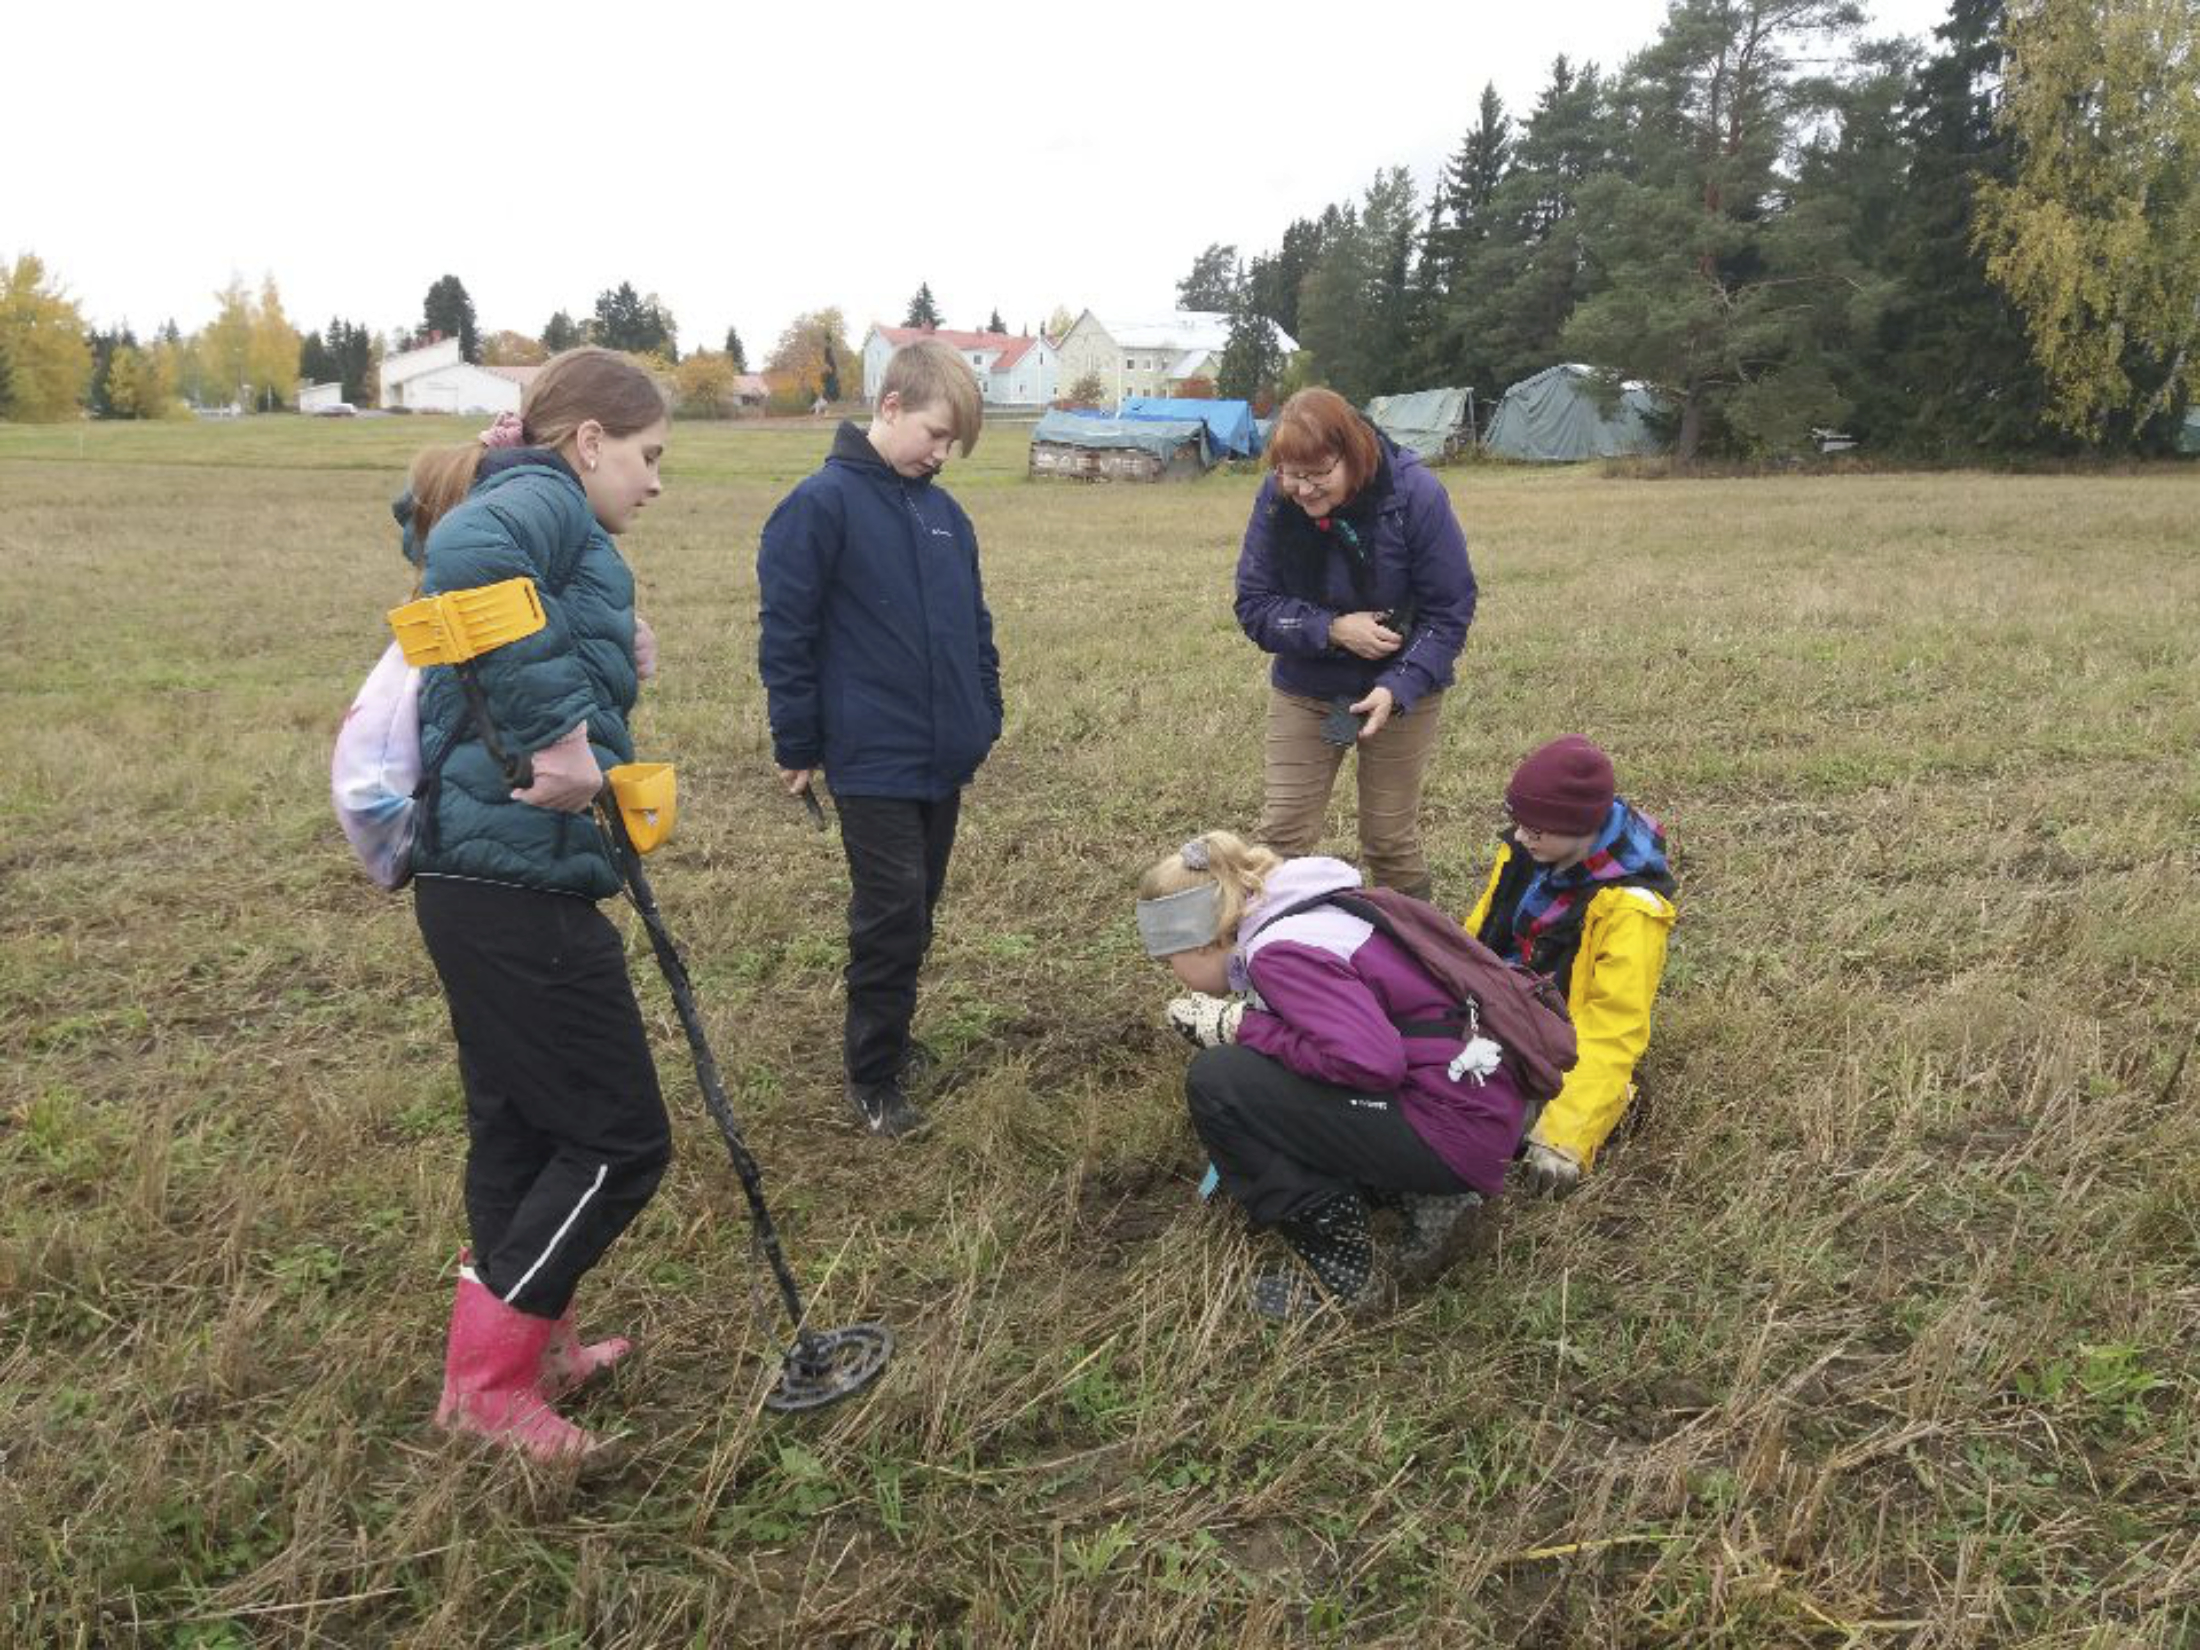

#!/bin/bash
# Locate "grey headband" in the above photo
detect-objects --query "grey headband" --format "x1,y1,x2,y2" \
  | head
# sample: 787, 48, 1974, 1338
1137, 883, 1223, 958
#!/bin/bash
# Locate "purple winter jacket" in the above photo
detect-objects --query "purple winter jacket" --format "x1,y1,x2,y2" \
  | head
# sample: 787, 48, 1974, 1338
1233, 444, 1476, 711
1226, 857, 1525, 1195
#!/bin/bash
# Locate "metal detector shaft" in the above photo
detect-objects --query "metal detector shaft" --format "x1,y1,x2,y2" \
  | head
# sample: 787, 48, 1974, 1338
596, 800, 811, 1333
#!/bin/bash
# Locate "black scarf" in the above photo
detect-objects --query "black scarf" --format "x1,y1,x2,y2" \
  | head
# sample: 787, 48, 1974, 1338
1264, 432, 1395, 605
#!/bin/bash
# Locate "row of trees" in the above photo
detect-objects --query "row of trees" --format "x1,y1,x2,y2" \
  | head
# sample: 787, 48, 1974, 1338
1, 261, 307, 423
1194, 0, 2199, 458
0, 258, 855, 420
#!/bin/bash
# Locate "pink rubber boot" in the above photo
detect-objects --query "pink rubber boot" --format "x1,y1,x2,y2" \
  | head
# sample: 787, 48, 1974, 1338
540, 1305, 631, 1401
435, 1261, 602, 1461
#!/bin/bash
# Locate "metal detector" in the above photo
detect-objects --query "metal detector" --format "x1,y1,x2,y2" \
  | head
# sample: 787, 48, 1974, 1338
389, 581, 893, 1413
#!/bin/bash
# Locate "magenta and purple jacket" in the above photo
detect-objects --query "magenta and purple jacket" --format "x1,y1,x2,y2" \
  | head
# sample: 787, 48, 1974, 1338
1225, 857, 1525, 1195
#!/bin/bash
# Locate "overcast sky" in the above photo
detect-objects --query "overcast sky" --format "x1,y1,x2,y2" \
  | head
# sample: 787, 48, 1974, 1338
18, 0, 1955, 354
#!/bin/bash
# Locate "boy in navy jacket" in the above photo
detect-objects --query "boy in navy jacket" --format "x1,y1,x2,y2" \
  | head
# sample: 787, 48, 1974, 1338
758, 339, 1002, 1138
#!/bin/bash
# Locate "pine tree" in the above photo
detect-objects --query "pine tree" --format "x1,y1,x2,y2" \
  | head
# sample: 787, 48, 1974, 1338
904, 283, 942, 329
543, 310, 583, 353
1216, 296, 1283, 402
724, 325, 747, 372
299, 326, 336, 389
1176, 244, 1241, 311
1560, 3, 1866, 457
422, 274, 480, 362
1450, 58, 1614, 401
331, 319, 374, 405
591, 283, 674, 357
1243, 217, 1327, 338
1414, 84, 1512, 384
986, 307, 1006, 335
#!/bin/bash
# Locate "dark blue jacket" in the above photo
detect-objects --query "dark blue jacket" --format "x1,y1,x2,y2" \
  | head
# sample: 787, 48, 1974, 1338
758, 422, 1003, 800
1234, 442, 1476, 710
408, 449, 639, 899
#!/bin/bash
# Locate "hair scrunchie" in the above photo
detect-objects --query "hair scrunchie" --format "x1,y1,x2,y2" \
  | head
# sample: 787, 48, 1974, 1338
477, 411, 526, 449
1180, 837, 1210, 871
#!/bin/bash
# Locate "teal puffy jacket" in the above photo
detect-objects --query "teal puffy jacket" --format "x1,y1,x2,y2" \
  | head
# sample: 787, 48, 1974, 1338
407, 450, 639, 899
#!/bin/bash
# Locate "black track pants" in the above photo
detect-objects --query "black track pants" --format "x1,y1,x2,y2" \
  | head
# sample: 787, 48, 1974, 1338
1186, 1044, 1471, 1228
836, 793, 960, 1085
414, 875, 671, 1318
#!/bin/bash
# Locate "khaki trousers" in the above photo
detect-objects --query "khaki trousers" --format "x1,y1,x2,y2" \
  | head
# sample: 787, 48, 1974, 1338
1254, 688, 1447, 894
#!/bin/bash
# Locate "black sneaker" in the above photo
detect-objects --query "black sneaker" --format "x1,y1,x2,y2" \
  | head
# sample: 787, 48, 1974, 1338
846, 1078, 927, 1139
897, 1039, 940, 1089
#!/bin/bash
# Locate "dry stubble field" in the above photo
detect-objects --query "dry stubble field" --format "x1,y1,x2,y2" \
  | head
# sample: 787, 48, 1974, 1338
1, 416, 2197, 1647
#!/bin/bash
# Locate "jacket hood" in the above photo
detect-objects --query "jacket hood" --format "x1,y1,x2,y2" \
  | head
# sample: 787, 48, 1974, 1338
393, 448, 582, 568
1240, 856, 1364, 945
828, 418, 935, 486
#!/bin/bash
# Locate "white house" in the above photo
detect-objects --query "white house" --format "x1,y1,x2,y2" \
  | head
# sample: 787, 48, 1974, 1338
297, 381, 346, 414
1054, 311, 1301, 408
860, 325, 1059, 406
379, 337, 535, 415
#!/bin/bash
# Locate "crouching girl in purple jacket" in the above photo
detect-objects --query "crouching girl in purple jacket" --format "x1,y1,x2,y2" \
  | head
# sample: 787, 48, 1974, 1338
1137, 831, 1523, 1318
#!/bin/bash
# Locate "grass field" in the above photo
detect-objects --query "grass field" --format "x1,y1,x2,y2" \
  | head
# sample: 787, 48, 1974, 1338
2, 416, 2197, 1648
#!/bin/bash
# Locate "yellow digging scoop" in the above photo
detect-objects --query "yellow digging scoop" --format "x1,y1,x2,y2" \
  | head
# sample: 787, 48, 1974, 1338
387, 578, 546, 668
607, 763, 677, 854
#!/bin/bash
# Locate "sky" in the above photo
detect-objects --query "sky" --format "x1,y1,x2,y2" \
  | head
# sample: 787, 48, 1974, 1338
17, 0, 1957, 357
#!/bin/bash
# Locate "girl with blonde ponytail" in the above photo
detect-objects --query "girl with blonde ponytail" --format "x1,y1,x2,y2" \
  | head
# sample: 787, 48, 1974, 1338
1136, 830, 1523, 1319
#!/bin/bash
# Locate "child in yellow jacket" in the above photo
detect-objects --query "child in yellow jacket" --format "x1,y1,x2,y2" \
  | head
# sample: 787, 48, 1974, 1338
1465, 736, 1676, 1197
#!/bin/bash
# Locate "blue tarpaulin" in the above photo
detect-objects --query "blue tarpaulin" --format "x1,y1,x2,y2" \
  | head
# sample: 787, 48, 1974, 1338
1116, 396, 1261, 457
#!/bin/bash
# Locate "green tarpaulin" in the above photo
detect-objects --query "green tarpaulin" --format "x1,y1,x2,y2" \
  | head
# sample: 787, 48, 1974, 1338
1366, 387, 1473, 460
1484, 364, 1667, 462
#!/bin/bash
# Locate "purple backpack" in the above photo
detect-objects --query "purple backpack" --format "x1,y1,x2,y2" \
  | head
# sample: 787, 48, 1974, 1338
1274, 886, 1578, 1102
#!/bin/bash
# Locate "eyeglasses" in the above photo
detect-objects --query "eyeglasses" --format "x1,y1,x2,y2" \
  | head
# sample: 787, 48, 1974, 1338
1276, 454, 1343, 488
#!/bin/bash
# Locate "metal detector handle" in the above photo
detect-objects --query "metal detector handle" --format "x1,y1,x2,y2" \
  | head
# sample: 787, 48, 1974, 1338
800, 786, 827, 831
455, 663, 534, 789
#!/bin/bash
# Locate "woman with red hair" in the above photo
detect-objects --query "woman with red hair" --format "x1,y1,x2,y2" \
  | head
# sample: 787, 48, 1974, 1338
1234, 388, 1477, 898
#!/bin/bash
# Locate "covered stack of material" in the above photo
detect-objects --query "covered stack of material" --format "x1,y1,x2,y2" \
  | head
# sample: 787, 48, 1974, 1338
1029, 411, 1212, 482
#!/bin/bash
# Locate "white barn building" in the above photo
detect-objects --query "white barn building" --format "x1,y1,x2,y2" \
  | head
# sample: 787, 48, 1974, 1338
379, 337, 536, 415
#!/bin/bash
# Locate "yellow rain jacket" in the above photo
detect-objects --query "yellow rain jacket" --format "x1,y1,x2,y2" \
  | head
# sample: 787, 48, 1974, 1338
1465, 843, 1676, 1167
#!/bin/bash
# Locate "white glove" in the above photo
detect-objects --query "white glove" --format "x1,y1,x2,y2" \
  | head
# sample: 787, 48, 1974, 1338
1166, 993, 1245, 1049
633, 614, 658, 681
511, 720, 603, 813
1516, 1138, 1584, 1200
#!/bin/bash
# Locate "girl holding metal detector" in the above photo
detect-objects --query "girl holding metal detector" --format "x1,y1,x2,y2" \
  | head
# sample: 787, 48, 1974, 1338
395, 349, 890, 1462
395, 347, 676, 1461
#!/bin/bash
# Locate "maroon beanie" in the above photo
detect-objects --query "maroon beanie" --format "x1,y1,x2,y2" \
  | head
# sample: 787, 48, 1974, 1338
1506, 736, 1616, 834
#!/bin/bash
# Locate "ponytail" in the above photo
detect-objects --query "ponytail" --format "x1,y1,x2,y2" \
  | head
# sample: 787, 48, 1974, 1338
405, 443, 488, 550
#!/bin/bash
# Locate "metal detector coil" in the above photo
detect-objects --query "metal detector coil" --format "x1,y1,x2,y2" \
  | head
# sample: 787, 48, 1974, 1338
593, 795, 894, 1414
388, 578, 545, 668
